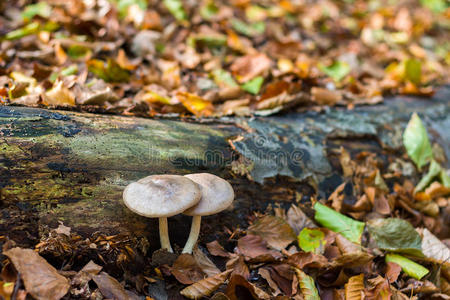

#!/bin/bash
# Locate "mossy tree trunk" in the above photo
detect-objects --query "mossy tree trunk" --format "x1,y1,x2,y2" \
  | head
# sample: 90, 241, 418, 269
0, 87, 449, 251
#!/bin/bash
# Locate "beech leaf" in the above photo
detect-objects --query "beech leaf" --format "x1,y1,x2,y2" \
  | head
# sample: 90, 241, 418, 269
180, 270, 232, 299
403, 112, 432, 170
367, 218, 423, 257
385, 254, 429, 280
314, 202, 365, 244
4, 248, 70, 300
297, 228, 326, 253
345, 274, 365, 300
294, 268, 320, 300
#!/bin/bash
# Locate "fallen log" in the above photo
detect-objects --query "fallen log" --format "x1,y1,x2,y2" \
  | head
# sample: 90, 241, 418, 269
0, 86, 449, 252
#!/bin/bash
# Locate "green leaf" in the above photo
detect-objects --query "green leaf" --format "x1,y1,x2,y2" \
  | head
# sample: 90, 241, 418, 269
314, 202, 365, 244
193, 34, 227, 48
404, 59, 421, 85
415, 159, 442, 192
367, 218, 423, 257
298, 228, 326, 253
385, 254, 429, 280
230, 18, 265, 37
87, 59, 130, 83
67, 44, 92, 59
294, 268, 320, 300
241, 76, 264, 95
211, 69, 238, 88
4, 22, 40, 41
163, 0, 187, 21
440, 170, 450, 188
200, 1, 218, 19
318, 61, 351, 82
420, 0, 448, 13
403, 112, 433, 170
111, 0, 147, 18
22, 2, 52, 20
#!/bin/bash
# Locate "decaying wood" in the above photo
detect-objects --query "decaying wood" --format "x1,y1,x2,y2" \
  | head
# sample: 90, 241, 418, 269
0, 87, 449, 251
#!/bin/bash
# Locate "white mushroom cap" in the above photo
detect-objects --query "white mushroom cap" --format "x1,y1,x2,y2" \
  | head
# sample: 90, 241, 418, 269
123, 175, 201, 218
183, 173, 234, 216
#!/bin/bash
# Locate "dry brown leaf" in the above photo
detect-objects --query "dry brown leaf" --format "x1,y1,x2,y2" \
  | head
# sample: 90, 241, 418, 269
344, 274, 365, 300
237, 234, 282, 260
170, 254, 205, 285
230, 53, 271, 83
207, 241, 231, 258
417, 228, 450, 265
226, 255, 250, 279
93, 272, 134, 300
330, 251, 373, 269
226, 274, 271, 300
385, 262, 401, 283
248, 215, 296, 251
193, 247, 221, 277
258, 268, 282, 296
311, 87, 342, 106
42, 81, 75, 106
286, 205, 316, 236
339, 147, 355, 177
4, 248, 70, 300
72, 260, 102, 286
180, 269, 232, 299
287, 252, 329, 269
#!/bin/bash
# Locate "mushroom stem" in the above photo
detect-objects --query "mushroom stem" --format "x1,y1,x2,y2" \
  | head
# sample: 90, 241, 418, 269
182, 215, 202, 254
159, 217, 173, 253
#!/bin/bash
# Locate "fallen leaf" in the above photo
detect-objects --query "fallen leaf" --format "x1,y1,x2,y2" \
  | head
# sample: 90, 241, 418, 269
170, 254, 205, 285
403, 112, 432, 170
294, 268, 320, 300
367, 218, 423, 256
193, 247, 221, 277
226, 255, 250, 279
93, 272, 132, 300
206, 241, 231, 258
237, 234, 282, 260
417, 228, 450, 264
4, 248, 69, 300
248, 215, 296, 251
385, 262, 402, 283
345, 274, 365, 300
176, 92, 214, 117
311, 87, 342, 106
180, 270, 232, 299
226, 274, 270, 300
287, 252, 329, 269
385, 254, 429, 280
318, 61, 350, 82
314, 202, 365, 244
230, 53, 272, 83
286, 205, 317, 236
297, 228, 326, 253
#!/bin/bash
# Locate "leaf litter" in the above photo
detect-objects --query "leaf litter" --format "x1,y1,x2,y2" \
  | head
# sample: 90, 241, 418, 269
0, 0, 448, 117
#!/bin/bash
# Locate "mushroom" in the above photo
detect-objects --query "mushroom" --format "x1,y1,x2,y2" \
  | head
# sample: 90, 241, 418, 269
123, 175, 201, 253
182, 173, 234, 254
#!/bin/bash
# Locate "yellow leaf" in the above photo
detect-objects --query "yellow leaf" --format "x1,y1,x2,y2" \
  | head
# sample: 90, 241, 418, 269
345, 274, 365, 300
43, 81, 75, 106
176, 92, 214, 117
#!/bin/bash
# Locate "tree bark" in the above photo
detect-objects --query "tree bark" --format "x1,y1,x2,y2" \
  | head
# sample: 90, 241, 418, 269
0, 86, 449, 251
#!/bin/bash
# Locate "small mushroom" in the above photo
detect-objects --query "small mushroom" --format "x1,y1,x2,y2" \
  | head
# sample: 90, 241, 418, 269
123, 175, 201, 253
182, 173, 234, 254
